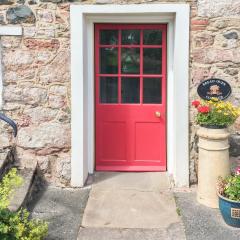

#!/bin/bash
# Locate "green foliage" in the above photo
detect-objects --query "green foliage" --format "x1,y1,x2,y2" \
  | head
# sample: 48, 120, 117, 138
0, 168, 23, 209
0, 168, 48, 240
224, 175, 240, 201
218, 175, 240, 202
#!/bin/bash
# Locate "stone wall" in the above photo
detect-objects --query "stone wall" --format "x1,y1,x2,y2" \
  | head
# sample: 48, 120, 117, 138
0, 0, 239, 186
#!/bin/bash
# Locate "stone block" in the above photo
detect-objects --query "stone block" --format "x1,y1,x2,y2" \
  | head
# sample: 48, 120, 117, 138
3, 86, 47, 105
55, 154, 71, 184
192, 32, 214, 48
23, 39, 60, 50
17, 122, 70, 150
37, 10, 54, 23
229, 134, 240, 157
23, 106, 58, 124
0, 0, 14, 5
49, 85, 67, 96
39, 51, 70, 83
6, 5, 36, 24
48, 95, 66, 109
2, 50, 34, 66
192, 48, 240, 64
198, 0, 240, 17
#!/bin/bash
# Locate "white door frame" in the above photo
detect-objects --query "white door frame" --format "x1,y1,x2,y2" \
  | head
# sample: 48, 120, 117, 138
70, 4, 190, 187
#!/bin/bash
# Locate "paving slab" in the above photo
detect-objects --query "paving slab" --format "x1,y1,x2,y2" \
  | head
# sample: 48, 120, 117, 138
28, 186, 90, 240
175, 190, 240, 240
78, 225, 185, 240
92, 172, 171, 191
82, 172, 184, 232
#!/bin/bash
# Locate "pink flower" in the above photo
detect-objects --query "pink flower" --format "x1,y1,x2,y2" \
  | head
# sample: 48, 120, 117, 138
235, 167, 240, 175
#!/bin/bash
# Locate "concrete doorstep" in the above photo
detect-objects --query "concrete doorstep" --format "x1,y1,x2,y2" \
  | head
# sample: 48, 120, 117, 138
78, 172, 186, 240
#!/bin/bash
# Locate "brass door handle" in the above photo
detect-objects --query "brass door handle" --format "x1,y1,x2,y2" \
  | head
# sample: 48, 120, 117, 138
155, 111, 161, 118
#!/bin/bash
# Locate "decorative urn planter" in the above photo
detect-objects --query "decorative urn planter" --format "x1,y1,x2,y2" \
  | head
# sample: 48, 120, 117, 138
218, 193, 240, 228
197, 126, 230, 208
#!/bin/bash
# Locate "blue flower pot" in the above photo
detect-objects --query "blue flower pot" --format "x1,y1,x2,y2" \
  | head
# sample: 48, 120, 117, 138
218, 193, 240, 228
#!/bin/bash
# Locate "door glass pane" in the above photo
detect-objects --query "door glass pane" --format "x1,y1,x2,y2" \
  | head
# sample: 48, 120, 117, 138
143, 78, 162, 104
121, 48, 140, 74
143, 30, 162, 45
100, 48, 118, 74
143, 48, 162, 74
121, 77, 140, 103
100, 77, 118, 103
122, 30, 140, 45
100, 30, 118, 45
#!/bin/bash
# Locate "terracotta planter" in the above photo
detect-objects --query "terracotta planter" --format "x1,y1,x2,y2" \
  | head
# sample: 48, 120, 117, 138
197, 126, 230, 208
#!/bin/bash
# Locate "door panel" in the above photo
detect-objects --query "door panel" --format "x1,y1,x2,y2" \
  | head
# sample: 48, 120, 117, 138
95, 24, 167, 171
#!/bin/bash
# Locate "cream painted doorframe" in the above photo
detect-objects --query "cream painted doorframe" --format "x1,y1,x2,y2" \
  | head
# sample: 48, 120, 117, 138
70, 4, 190, 188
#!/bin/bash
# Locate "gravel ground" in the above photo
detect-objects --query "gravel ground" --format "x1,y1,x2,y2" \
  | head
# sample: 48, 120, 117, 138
175, 190, 240, 240
27, 186, 90, 240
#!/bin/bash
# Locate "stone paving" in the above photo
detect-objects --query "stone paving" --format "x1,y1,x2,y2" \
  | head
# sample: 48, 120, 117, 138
27, 176, 240, 240
79, 172, 186, 240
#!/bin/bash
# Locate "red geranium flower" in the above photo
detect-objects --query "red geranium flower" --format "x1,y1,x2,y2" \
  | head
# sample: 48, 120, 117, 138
192, 100, 200, 108
197, 106, 210, 113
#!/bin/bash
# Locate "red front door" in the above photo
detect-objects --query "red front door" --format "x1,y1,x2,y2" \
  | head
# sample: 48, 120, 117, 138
95, 24, 167, 171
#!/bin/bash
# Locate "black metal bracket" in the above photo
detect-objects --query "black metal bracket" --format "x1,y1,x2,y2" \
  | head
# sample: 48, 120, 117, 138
0, 113, 17, 137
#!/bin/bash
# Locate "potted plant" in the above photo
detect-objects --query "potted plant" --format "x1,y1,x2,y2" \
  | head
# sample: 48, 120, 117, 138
192, 98, 240, 208
217, 167, 240, 227
192, 98, 240, 129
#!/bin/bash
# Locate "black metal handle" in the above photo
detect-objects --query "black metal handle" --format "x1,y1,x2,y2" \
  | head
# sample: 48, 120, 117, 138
0, 113, 17, 137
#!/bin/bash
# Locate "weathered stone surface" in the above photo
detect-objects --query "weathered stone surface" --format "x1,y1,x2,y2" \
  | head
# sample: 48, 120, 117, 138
214, 32, 239, 49
39, 51, 70, 83
48, 95, 66, 109
55, 154, 71, 185
3, 86, 47, 105
0, 122, 12, 148
6, 5, 36, 24
198, 0, 240, 17
191, 65, 211, 85
2, 50, 34, 66
37, 26, 55, 38
40, 0, 63, 3
24, 27, 36, 37
224, 31, 239, 40
3, 69, 35, 83
0, 0, 14, 5
193, 48, 240, 64
17, 122, 70, 150
229, 134, 240, 157
23, 107, 58, 124
35, 51, 53, 64
0, 12, 5, 24
96, 0, 113, 4
192, 32, 214, 48
57, 111, 70, 123
234, 116, 240, 133
36, 155, 52, 174
1, 37, 22, 49
23, 38, 60, 50
37, 10, 54, 23
49, 85, 67, 95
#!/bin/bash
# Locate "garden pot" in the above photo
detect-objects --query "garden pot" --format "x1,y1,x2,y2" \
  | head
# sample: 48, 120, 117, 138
197, 126, 230, 208
218, 193, 240, 228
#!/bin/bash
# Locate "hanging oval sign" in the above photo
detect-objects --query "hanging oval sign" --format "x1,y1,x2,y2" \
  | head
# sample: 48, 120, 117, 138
197, 78, 232, 100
